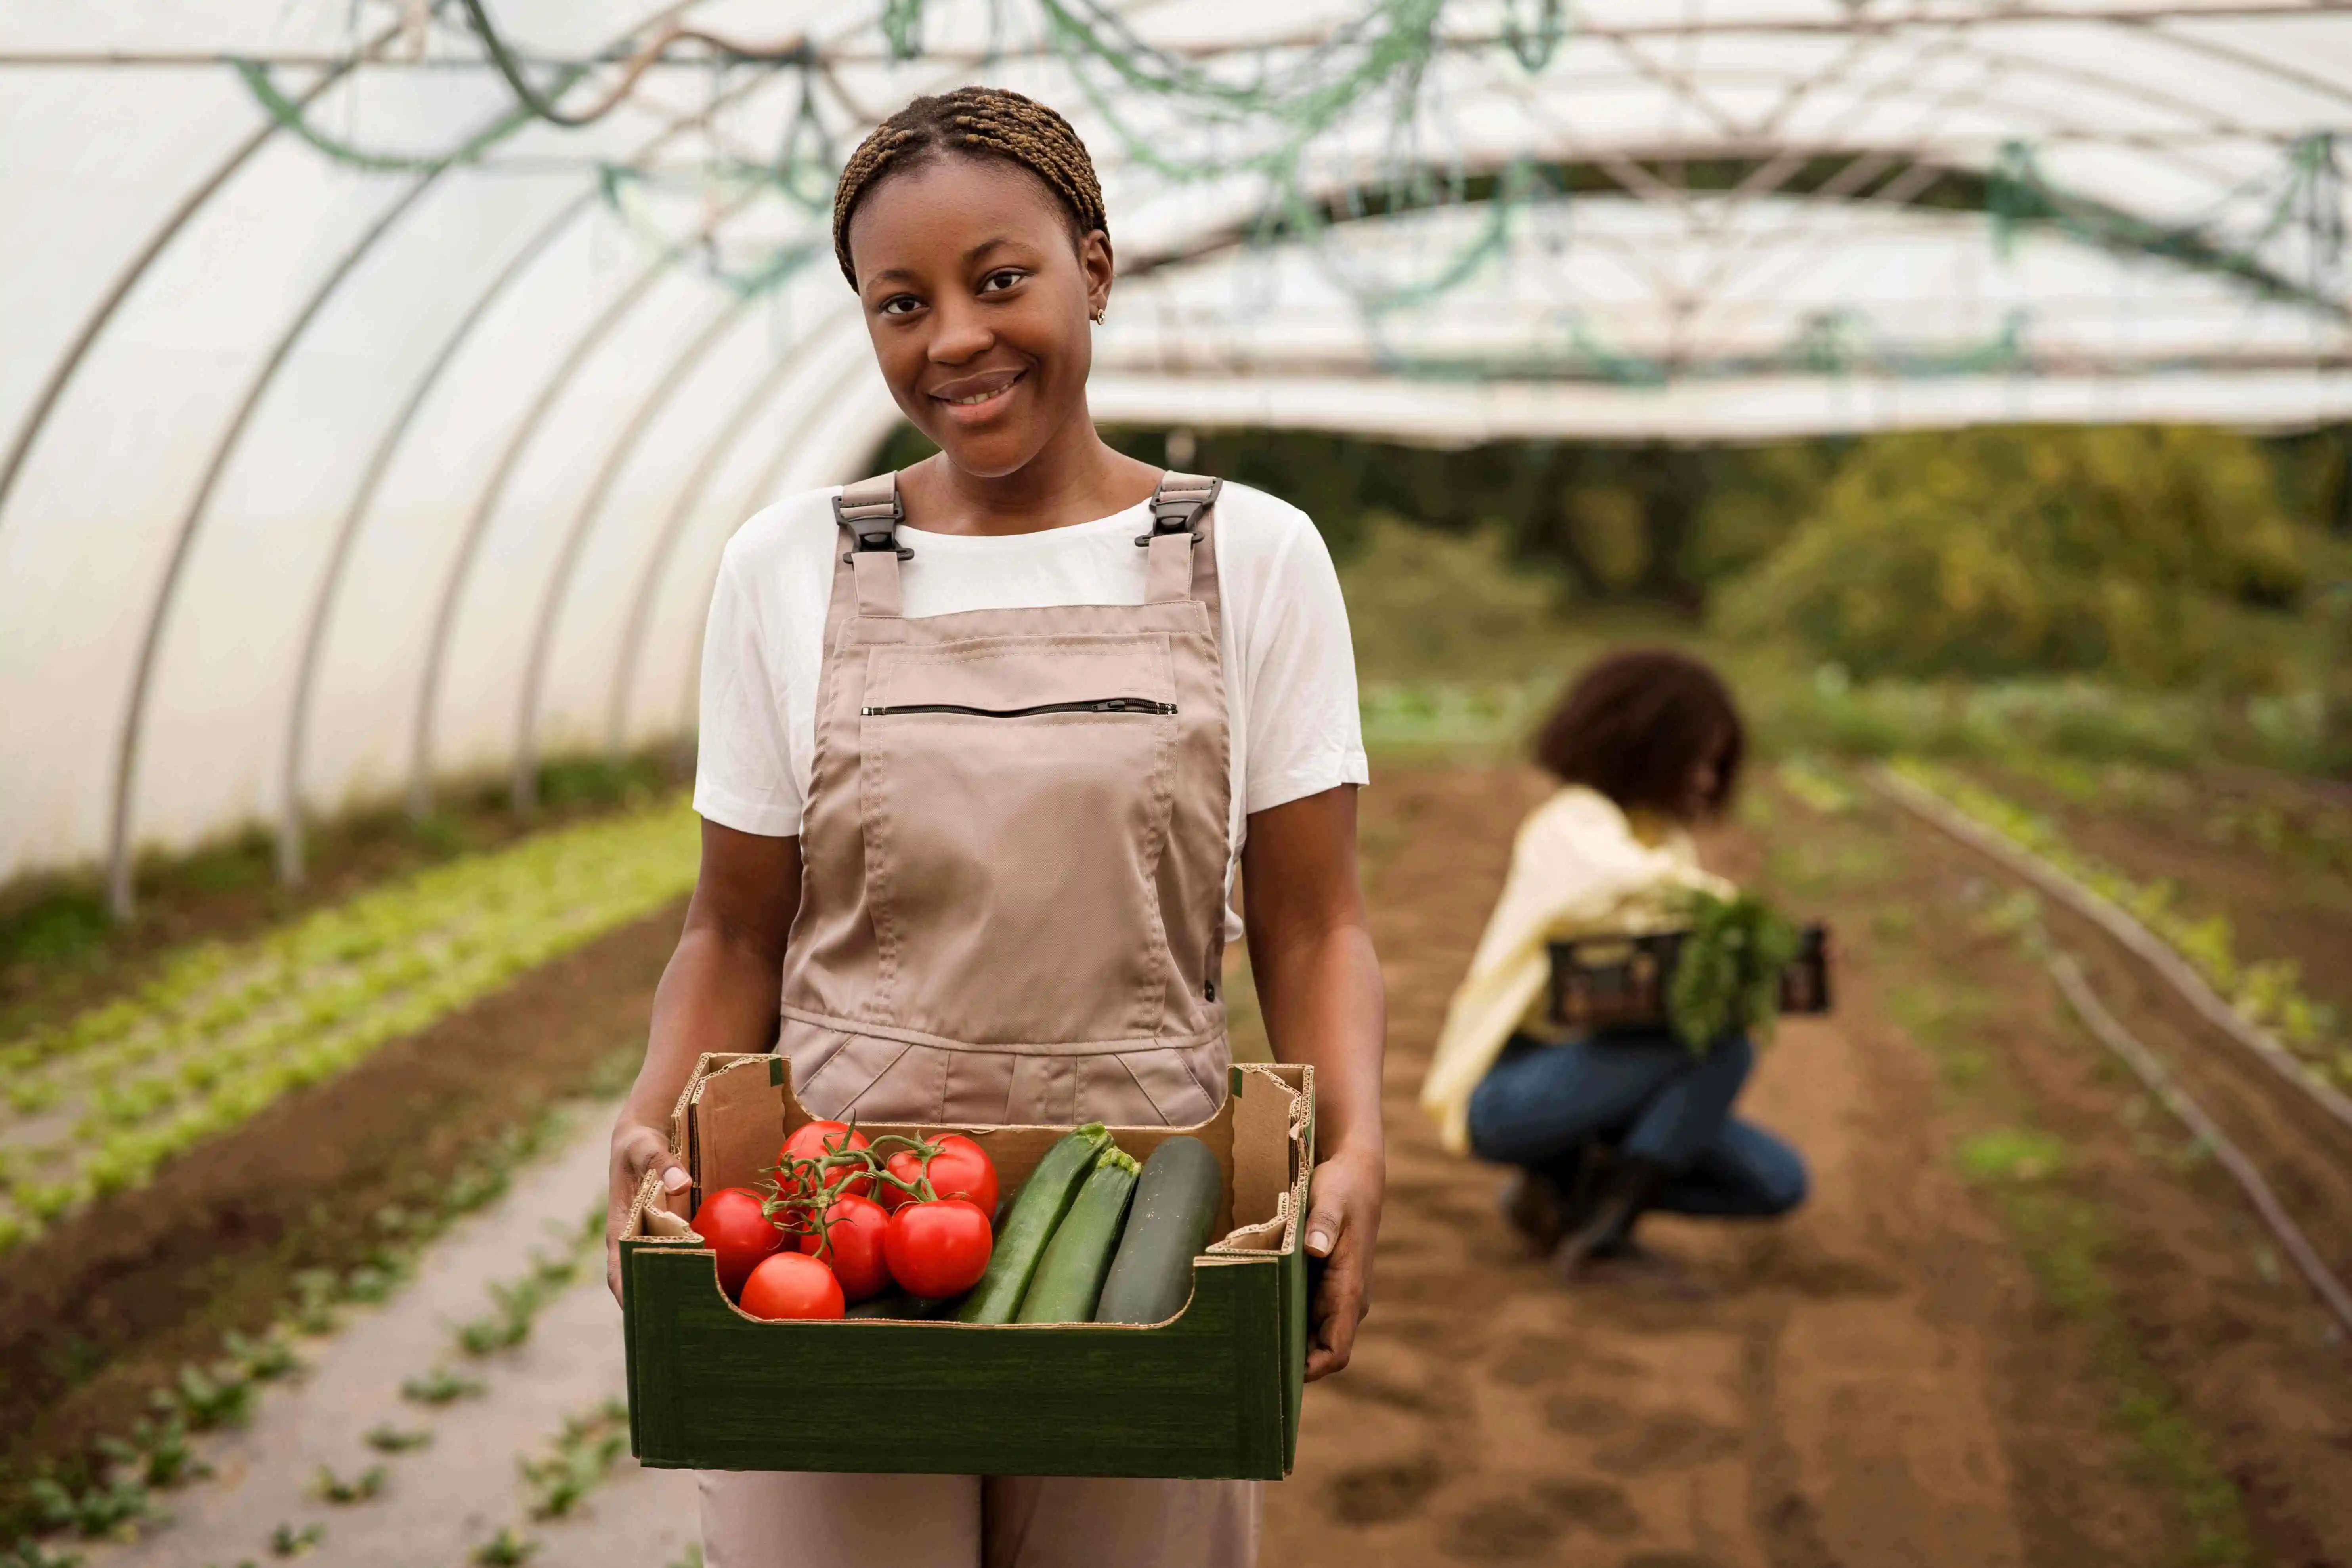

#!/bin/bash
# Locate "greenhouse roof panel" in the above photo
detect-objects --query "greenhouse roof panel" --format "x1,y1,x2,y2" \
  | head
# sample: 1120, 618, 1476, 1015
1, 0, 2348, 894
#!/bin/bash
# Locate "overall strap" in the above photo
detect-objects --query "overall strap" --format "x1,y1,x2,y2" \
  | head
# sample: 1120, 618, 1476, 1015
1136, 471, 1221, 604
833, 472, 909, 619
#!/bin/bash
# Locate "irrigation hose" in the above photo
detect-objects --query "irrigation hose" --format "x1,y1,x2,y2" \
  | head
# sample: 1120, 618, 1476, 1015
1868, 764, 2352, 1139
2046, 953, 2352, 1340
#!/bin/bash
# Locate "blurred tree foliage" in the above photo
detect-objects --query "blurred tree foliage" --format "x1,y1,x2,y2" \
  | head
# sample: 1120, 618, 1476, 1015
1714, 425, 2314, 689
875, 418, 2342, 693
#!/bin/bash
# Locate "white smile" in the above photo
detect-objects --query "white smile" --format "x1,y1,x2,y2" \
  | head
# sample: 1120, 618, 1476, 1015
937, 370, 1025, 407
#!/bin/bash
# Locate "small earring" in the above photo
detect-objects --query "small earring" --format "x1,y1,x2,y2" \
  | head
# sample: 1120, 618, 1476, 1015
1091, 305, 1107, 325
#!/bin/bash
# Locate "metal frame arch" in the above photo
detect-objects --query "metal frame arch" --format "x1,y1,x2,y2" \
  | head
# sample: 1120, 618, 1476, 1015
405, 192, 770, 821
603, 303, 866, 757
277, 58, 804, 884
101, 2, 721, 917
510, 287, 757, 812
277, 188, 593, 885
105, 166, 444, 919
663, 355, 901, 745
0, 21, 402, 536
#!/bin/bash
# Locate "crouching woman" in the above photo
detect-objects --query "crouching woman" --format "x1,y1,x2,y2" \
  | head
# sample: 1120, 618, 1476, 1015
1419, 649, 1806, 1276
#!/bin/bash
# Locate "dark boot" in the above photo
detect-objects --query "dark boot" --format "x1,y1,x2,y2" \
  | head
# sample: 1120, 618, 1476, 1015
1497, 1169, 1569, 1253
1550, 1155, 1667, 1280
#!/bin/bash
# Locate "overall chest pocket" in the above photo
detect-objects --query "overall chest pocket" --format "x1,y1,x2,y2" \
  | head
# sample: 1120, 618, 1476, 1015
858, 635, 1181, 1043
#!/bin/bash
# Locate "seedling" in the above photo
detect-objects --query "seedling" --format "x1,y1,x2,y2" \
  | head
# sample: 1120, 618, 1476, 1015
95, 1413, 208, 1488
159, 1361, 256, 1431
3, 1537, 90, 1568
399, 1368, 485, 1406
470, 1526, 537, 1566
361, 1425, 432, 1454
518, 1401, 629, 1520
309, 1465, 386, 1505
267, 1521, 323, 1558
24, 1473, 157, 1539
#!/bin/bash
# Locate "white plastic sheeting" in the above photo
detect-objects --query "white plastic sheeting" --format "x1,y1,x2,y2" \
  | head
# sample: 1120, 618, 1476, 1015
1, 0, 2347, 898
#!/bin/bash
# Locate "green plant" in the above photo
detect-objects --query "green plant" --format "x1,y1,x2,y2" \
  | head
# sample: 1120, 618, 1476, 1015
1, 1536, 87, 1568
399, 1369, 485, 1406
308, 1465, 385, 1505
518, 1402, 629, 1521
1666, 890, 1804, 1052
1895, 760, 2346, 1079
470, 1526, 538, 1565
94, 1415, 207, 1489
1718, 424, 2314, 691
267, 1521, 323, 1558
361, 1425, 432, 1454
0, 800, 697, 1255
23, 1473, 155, 1539
157, 1361, 256, 1432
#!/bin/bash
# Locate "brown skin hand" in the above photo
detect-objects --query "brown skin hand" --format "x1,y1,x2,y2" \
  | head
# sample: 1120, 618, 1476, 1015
604, 821, 797, 1301
1241, 785, 1386, 1379
607, 150, 1388, 1383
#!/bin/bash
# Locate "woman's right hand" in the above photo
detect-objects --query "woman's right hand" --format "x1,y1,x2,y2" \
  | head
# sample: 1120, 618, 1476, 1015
607, 1117, 693, 1304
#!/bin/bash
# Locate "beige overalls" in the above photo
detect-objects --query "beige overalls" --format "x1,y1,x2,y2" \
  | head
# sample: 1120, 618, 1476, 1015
697, 471, 1260, 1568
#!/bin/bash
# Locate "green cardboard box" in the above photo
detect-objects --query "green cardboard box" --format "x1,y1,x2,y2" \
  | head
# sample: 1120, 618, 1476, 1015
620, 1052, 1315, 1478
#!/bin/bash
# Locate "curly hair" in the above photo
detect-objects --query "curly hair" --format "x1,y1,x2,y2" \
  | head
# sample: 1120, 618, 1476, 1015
831, 86, 1107, 286
1532, 649, 1746, 821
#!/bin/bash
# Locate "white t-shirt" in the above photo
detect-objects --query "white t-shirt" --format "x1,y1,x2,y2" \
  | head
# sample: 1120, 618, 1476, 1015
693, 479, 1370, 933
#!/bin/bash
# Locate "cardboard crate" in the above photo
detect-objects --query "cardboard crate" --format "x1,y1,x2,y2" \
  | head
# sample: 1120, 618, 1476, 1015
620, 1053, 1316, 1478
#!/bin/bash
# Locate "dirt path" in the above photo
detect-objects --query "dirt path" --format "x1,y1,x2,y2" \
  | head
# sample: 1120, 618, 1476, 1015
81, 1112, 698, 1568
1261, 768, 2188, 1568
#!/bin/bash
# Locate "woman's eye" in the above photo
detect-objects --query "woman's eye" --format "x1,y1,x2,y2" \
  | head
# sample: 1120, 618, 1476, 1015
878, 294, 922, 317
978, 269, 1027, 293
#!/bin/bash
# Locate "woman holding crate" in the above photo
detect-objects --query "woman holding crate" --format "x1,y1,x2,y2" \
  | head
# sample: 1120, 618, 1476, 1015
1420, 650, 1808, 1278
600, 88, 1385, 1567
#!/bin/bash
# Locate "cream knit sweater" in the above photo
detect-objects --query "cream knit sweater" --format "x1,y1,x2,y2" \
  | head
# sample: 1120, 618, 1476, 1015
1418, 785, 1735, 1155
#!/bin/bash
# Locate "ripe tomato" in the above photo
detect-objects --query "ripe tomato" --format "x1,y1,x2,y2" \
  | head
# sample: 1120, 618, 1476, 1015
795, 1194, 892, 1302
691, 1186, 784, 1298
780, 1119, 872, 1200
739, 1251, 845, 1320
883, 1197, 994, 1299
881, 1134, 999, 1217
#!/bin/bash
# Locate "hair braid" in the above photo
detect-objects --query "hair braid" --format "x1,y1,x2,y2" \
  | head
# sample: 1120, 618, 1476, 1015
831, 87, 1107, 286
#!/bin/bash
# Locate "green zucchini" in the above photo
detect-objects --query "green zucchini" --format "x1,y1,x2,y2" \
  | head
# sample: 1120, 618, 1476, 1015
1015, 1148, 1142, 1323
1094, 1136, 1223, 1324
844, 1289, 954, 1321
956, 1123, 1114, 1323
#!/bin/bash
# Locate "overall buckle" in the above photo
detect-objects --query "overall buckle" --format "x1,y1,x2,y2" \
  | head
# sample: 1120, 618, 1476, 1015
835, 489, 913, 562
1133, 477, 1221, 547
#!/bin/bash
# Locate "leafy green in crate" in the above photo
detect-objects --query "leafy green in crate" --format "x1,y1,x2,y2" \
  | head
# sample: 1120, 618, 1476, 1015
1666, 890, 1804, 1052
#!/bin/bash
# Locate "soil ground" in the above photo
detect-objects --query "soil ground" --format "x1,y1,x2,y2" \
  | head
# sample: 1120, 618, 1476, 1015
19, 763, 2352, 1567
1262, 766, 2352, 1568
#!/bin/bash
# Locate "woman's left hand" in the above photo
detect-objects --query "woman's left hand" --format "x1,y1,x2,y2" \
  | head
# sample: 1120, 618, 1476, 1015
1303, 1141, 1383, 1379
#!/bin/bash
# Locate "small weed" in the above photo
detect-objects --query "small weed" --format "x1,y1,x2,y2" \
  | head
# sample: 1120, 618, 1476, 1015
309, 1465, 386, 1505
1956, 1127, 2069, 1185
361, 1425, 432, 1454
470, 1526, 538, 1566
399, 1368, 485, 1406
2, 1536, 89, 1568
24, 1473, 157, 1539
519, 1400, 629, 1520
267, 1521, 323, 1558
94, 1413, 208, 1489
667, 1545, 705, 1568
158, 1360, 256, 1431
224, 1330, 301, 1383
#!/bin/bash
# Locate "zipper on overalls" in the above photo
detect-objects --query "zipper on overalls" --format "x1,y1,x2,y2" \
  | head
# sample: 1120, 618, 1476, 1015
860, 698, 1177, 718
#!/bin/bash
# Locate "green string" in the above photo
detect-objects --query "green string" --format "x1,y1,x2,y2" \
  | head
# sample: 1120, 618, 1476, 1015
232, 57, 581, 172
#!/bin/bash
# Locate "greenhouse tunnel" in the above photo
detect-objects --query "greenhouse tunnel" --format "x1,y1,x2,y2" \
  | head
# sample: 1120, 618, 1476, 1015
2, 0, 2348, 915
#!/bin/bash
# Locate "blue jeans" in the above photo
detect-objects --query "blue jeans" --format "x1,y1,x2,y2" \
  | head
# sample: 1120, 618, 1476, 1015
1465, 1030, 1807, 1218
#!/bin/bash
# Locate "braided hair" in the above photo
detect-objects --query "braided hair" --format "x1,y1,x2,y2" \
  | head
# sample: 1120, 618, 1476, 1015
831, 87, 1107, 287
